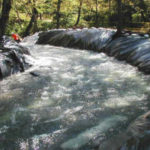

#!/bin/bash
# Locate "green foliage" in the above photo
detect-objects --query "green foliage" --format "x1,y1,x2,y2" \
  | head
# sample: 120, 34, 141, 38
1, 0, 150, 36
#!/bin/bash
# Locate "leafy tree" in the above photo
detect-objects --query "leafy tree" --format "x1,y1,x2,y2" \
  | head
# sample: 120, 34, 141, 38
0, 0, 150, 37
74, 0, 84, 26
56, 0, 62, 28
23, 0, 38, 37
116, 0, 122, 34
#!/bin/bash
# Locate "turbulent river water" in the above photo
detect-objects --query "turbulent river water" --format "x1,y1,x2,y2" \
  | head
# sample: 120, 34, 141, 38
0, 34, 150, 150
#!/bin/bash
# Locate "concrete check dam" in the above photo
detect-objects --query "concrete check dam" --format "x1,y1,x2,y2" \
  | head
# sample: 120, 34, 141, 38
0, 29, 150, 150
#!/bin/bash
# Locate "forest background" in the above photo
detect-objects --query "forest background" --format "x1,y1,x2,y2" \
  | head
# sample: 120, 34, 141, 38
0, 0, 150, 37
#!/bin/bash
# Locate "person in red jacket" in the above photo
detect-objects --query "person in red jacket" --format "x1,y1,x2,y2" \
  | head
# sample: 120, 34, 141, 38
11, 33, 22, 43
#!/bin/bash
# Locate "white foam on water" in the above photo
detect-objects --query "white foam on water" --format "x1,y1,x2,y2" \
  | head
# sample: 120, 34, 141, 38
0, 32, 150, 150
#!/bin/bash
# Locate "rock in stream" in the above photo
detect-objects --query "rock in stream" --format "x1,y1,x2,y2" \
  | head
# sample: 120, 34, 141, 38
0, 36, 31, 80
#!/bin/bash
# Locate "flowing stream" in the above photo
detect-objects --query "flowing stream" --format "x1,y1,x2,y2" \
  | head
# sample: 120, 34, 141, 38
0, 34, 150, 150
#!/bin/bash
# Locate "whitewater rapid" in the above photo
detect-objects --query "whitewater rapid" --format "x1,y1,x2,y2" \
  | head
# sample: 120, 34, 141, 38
0, 33, 150, 150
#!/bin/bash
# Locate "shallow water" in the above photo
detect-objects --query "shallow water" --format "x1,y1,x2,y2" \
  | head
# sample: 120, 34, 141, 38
0, 34, 150, 150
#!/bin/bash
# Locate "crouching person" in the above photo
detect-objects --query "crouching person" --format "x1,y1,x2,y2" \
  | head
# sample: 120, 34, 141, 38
12, 33, 22, 43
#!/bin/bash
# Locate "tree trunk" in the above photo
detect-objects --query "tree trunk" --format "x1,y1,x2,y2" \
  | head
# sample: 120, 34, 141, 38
0, 0, 13, 42
95, 0, 98, 27
108, 0, 111, 11
39, 13, 42, 20
23, 7, 38, 37
116, 0, 122, 35
56, 0, 62, 29
14, 2, 22, 29
0, 0, 2, 10
108, 0, 111, 25
124, 0, 126, 5
141, 11, 146, 22
74, 0, 83, 27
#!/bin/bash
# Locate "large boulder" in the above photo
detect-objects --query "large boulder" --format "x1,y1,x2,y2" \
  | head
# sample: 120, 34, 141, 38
98, 111, 150, 150
119, 111, 150, 150
0, 36, 30, 80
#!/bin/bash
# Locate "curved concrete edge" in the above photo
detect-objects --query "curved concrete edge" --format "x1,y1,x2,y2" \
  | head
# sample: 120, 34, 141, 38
37, 28, 150, 74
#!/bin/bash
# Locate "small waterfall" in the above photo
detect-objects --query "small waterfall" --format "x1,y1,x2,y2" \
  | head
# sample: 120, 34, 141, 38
37, 28, 150, 74
37, 27, 116, 51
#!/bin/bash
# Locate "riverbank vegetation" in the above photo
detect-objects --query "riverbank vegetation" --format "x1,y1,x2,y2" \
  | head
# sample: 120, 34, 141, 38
0, 0, 150, 37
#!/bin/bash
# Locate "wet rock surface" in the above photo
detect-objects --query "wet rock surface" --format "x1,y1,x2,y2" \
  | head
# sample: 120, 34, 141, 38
122, 111, 150, 150
37, 28, 150, 74
97, 111, 150, 150
0, 36, 31, 80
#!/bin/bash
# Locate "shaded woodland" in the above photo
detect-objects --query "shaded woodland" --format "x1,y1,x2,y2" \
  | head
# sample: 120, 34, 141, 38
0, 0, 150, 37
